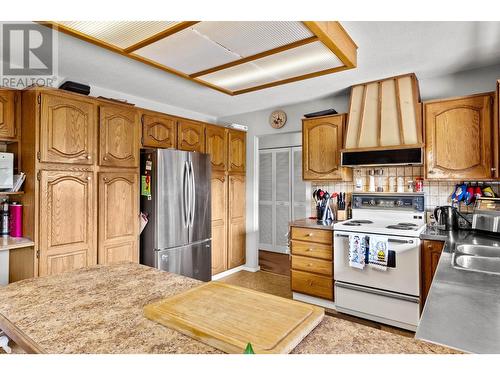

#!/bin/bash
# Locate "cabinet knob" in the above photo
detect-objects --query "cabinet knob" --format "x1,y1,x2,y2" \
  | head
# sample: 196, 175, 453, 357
308, 263, 313, 267
491, 168, 497, 172
428, 170, 436, 174
86, 155, 92, 160
87, 176, 91, 181
306, 233, 313, 237
103, 177, 108, 182
306, 248, 313, 252
103, 156, 108, 161
308, 280, 314, 286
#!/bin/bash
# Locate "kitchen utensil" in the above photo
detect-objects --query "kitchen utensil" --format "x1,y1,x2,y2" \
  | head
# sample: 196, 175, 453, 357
465, 185, 475, 205
451, 183, 467, 203
482, 185, 495, 197
434, 205, 459, 230
144, 281, 324, 354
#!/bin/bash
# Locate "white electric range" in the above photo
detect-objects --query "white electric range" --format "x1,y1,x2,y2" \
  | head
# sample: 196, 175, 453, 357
333, 193, 425, 331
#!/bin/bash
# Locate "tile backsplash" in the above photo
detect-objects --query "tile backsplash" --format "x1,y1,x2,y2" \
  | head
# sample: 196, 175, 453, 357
311, 167, 500, 217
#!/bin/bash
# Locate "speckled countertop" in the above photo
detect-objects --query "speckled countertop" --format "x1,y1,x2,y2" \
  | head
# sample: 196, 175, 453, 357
290, 218, 341, 231
0, 263, 458, 354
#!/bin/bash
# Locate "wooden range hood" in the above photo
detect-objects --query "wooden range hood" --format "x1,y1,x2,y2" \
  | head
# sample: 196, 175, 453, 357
342, 73, 424, 166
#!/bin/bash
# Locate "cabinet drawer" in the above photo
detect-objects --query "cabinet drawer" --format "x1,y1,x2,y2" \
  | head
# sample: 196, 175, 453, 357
292, 255, 332, 276
291, 227, 332, 245
291, 240, 332, 260
291, 270, 333, 300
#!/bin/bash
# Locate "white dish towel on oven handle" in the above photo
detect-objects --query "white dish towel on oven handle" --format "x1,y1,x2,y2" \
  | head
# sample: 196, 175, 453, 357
348, 234, 367, 269
368, 235, 389, 271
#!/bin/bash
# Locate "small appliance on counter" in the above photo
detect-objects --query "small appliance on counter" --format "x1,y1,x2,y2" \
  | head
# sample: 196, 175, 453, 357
471, 198, 500, 233
0, 153, 14, 190
434, 205, 471, 231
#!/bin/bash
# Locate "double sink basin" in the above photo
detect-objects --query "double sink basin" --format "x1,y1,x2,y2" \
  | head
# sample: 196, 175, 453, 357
453, 244, 500, 275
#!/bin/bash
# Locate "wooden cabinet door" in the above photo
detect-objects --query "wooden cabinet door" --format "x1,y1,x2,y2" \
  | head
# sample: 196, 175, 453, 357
425, 94, 494, 179
39, 170, 95, 276
142, 112, 176, 148
302, 115, 346, 180
99, 105, 140, 167
421, 240, 444, 306
40, 92, 96, 164
228, 174, 246, 269
205, 125, 227, 172
178, 119, 205, 152
228, 129, 246, 173
211, 171, 227, 275
98, 172, 139, 265
0, 90, 16, 139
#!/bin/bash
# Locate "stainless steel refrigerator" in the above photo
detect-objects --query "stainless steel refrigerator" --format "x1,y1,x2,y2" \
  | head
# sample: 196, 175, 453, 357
140, 149, 211, 281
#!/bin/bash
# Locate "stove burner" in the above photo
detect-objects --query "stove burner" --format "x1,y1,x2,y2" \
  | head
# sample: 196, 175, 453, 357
342, 220, 373, 227
397, 222, 418, 227
386, 225, 415, 230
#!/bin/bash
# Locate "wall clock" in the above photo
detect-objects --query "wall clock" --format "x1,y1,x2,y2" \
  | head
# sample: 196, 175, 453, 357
269, 110, 287, 129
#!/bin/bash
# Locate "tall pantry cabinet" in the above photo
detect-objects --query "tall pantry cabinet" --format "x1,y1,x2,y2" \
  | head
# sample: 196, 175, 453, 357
21, 88, 140, 277
205, 126, 246, 275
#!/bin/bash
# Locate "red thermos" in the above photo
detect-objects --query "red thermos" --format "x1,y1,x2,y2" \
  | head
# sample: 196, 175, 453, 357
9, 202, 22, 237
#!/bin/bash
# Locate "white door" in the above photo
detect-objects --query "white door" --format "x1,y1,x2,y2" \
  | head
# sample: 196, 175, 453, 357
259, 147, 309, 254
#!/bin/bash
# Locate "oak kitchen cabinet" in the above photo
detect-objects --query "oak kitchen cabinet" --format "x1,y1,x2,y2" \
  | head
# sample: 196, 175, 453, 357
177, 118, 205, 153
424, 92, 496, 180
98, 172, 139, 265
205, 124, 227, 172
99, 104, 140, 168
228, 174, 246, 269
421, 240, 445, 307
302, 114, 351, 181
39, 91, 95, 165
228, 129, 246, 173
290, 226, 334, 301
38, 169, 96, 276
141, 111, 177, 149
0, 89, 18, 139
210, 171, 227, 275
206, 126, 247, 276
20, 88, 140, 278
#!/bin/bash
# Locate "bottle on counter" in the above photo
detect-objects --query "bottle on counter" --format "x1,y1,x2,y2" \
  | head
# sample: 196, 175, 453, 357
1, 199, 9, 236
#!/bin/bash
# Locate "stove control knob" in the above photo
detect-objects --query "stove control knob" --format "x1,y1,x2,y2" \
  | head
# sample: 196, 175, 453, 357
396, 200, 404, 207
369, 199, 376, 206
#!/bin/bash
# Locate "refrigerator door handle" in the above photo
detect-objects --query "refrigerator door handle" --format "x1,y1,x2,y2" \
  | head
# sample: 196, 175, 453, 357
183, 161, 190, 228
189, 160, 196, 227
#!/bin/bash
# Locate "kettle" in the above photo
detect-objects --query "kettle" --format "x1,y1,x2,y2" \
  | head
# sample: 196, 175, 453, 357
433, 206, 459, 231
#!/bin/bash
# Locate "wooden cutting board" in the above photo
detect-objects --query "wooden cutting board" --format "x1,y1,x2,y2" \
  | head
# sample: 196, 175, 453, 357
144, 281, 324, 354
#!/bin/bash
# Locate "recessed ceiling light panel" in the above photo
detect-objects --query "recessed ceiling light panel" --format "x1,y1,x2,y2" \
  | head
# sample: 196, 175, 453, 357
58, 21, 178, 49
198, 41, 344, 92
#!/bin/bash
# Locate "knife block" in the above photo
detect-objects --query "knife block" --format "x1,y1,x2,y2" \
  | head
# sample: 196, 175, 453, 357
337, 210, 347, 221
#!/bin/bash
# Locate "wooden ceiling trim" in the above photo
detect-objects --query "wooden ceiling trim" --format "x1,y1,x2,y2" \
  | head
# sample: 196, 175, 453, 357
189, 35, 319, 78
38, 21, 234, 96
40, 21, 357, 96
123, 21, 199, 53
229, 65, 351, 95
302, 21, 357, 68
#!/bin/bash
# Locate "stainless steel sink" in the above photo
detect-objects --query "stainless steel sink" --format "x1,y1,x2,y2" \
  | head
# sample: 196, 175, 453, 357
453, 254, 500, 275
456, 244, 500, 258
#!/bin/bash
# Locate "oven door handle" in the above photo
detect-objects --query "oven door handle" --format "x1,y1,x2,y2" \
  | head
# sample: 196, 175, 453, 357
335, 233, 415, 244
335, 281, 420, 304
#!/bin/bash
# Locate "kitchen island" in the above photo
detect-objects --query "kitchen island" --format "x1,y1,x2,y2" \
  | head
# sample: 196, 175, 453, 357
0, 263, 457, 354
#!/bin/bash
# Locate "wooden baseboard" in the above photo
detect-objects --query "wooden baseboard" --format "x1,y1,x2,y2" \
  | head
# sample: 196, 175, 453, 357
259, 250, 290, 276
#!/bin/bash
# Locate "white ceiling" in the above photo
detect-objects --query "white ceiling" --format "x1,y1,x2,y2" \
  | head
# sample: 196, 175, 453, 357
7, 21, 500, 118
